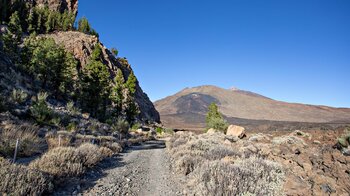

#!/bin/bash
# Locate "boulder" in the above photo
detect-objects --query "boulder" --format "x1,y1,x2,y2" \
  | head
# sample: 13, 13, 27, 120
226, 125, 246, 138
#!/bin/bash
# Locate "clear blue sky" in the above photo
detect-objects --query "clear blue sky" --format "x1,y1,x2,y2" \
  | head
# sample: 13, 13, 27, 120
78, 0, 350, 107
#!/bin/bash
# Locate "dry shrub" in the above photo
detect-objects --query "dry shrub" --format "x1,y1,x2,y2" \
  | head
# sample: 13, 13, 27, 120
175, 154, 205, 175
29, 143, 111, 181
46, 131, 73, 149
99, 147, 113, 158
103, 142, 123, 154
169, 132, 239, 175
128, 138, 144, 145
98, 136, 117, 143
0, 125, 44, 157
0, 160, 53, 195
203, 145, 240, 161
190, 157, 285, 196
77, 143, 104, 167
29, 147, 84, 178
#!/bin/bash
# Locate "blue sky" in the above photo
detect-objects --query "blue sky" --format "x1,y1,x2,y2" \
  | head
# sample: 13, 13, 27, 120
78, 0, 350, 107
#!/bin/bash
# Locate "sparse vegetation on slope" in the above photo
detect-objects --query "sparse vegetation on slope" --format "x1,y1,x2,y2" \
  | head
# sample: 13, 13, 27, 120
167, 132, 285, 195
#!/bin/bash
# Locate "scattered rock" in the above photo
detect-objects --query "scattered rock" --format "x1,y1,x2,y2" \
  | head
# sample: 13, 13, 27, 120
249, 133, 270, 142
207, 128, 218, 134
343, 147, 350, 156
313, 140, 321, 145
226, 125, 246, 138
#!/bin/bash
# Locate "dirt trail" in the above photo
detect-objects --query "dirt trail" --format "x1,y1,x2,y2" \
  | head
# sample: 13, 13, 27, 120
76, 140, 182, 196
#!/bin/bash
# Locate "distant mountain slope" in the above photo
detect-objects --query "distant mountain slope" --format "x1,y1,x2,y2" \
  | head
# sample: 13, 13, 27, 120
154, 85, 350, 129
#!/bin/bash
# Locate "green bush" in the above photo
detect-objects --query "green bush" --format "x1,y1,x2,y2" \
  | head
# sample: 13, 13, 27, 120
338, 133, 350, 148
66, 121, 78, 132
156, 127, 163, 134
30, 92, 53, 124
131, 123, 141, 130
66, 101, 80, 116
114, 118, 130, 134
10, 89, 28, 104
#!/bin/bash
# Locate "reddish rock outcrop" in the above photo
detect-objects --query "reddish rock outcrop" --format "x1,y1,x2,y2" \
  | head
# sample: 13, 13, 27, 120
42, 31, 160, 123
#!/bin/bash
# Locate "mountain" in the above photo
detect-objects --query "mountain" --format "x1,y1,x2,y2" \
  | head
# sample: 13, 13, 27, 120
154, 85, 350, 130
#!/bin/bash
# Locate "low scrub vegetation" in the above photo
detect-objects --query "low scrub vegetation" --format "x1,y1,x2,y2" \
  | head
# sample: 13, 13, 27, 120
0, 157, 53, 195
337, 129, 350, 148
167, 132, 285, 195
29, 143, 112, 181
191, 157, 284, 195
0, 125, 44, 157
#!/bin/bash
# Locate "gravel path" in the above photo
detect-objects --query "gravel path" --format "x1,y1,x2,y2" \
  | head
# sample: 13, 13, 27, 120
79, 140, 182, 196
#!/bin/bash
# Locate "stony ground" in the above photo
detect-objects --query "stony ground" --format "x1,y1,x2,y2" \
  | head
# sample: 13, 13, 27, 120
54, 140, 182, 196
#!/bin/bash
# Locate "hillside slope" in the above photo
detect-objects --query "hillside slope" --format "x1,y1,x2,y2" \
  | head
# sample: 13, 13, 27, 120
43, 31, 160, 122
155, 85, 350, 129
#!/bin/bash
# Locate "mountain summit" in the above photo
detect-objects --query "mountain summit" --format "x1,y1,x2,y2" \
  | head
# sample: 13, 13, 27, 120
154, 85, 350, 130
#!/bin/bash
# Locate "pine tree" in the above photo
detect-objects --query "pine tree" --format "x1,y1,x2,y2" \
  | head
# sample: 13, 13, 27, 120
2, 11, 22, 59
8, 11, 22, 41
110, 69, 125, 116
111, 48, 119, 57
125, 71, 137, 96
124, 71, 139, 122
77, 17, 91, 34
80, 58, 111, 119
91, 45, 102, 61
206, 102, 228, 132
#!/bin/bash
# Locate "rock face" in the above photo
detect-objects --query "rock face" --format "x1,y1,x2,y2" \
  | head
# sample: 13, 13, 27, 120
226, 125, 245, 138
30, 0, 78, 15
43, 31, 160, 123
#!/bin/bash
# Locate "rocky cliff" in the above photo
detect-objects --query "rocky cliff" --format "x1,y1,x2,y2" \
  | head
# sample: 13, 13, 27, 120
43, 31, 160, 123
27, 0, 78, 15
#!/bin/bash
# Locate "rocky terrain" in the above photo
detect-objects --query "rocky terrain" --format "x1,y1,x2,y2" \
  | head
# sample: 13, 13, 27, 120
167, 128, 350, 195
155, 85, 350, 130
